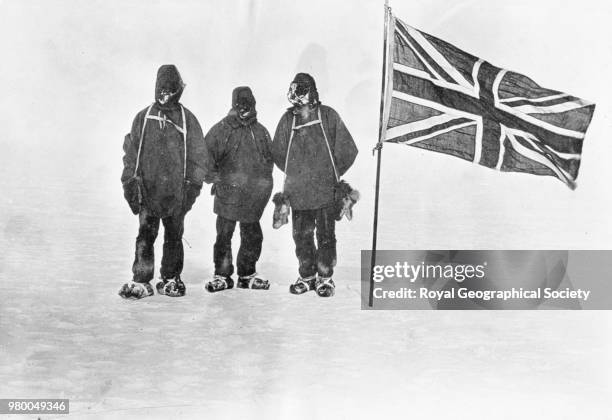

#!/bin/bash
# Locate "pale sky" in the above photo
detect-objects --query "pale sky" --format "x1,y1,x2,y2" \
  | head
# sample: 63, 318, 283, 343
1, 0, 611, 250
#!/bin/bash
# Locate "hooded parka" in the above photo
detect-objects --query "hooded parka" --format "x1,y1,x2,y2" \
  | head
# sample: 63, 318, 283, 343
121, 65, 207, 218
272, 104, 358, 210
204, 87, 274, 223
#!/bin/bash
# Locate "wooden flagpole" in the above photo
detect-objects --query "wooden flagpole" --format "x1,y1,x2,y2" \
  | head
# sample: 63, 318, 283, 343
368, 0, 391, 307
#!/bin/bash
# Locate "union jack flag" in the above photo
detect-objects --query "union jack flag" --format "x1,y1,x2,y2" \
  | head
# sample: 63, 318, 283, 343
382, 14, 596, 189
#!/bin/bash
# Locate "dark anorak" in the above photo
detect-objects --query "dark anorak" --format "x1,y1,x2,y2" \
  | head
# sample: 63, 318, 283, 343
204, 112, 273, 223
272, 105, 358, 210
121, 104, 207, 217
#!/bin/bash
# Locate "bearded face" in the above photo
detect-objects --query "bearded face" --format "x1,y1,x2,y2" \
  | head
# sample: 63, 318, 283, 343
287, 82, 311, 107
232, 87, 257, 120
157, 87, 181, 105
236, 99, 254, 119
154, 65, 184, 107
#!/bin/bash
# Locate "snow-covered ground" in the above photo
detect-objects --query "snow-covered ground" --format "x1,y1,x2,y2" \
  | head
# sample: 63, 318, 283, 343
2, 1, 612, 418
0, 175, 610, 420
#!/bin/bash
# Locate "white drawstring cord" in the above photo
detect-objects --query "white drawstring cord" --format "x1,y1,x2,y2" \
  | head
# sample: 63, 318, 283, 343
133, 103, 154, 177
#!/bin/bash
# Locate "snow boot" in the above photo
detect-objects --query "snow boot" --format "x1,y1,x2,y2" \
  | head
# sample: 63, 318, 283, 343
205, 275, 234, 293
156, 276, 186, 297
237, 273, 270, 290
118, 281, 154, 300
289, 275, 316, 295
315, 277, 335, 297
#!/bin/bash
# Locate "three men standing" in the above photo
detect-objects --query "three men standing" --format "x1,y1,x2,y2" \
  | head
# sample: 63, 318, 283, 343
119, 68, 357, 299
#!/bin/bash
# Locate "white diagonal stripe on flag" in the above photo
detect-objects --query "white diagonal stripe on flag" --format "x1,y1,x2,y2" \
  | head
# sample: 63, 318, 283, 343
500, 93, 571, 104
497, 102, 586, 139
392, 63, 432, 82
388, 91, 483, 160
391, 90, 481, 122
505, 129, 574, 186
394, 121, 477, 146
509, 127, 582, 160
511, 100, 592, 115
393, 63, 478, 98
394, 28, 443, 82
400, 20, 475, 93
386, 113, 471, 140
492, 70, 586, 139
384, 14, 595, 188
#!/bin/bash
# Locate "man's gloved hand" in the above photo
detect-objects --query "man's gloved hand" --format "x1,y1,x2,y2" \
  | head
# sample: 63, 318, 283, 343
272, 192, 291, 229
210, 174, 222, 196
205, 172, 221, 196
183, 180, 202, 212
333, 180, 360, 221
123, 176, 142, 215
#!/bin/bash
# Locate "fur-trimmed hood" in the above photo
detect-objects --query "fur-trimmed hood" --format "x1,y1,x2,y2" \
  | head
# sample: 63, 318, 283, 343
227, 86, 257, 127
155, 65, 184, 110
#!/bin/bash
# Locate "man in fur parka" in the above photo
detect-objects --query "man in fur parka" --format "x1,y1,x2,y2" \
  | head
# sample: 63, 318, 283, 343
203, 87, 274, 292
272, 73, 358, 297
119, 65, 207, 299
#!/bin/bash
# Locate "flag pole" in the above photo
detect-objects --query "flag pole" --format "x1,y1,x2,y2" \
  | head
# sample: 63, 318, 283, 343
369, 0, 391, 307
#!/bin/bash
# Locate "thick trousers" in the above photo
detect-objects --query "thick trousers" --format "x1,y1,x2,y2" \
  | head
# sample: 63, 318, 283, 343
214, 215, 263, 278
132, 209, 185, 283
292, 206, 337, 279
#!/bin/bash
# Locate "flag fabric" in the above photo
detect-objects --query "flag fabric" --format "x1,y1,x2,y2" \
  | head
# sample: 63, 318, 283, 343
382, 14, 596, 189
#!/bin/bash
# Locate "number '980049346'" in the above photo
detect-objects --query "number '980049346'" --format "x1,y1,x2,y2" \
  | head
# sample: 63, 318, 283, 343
0, 399, 69, 414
